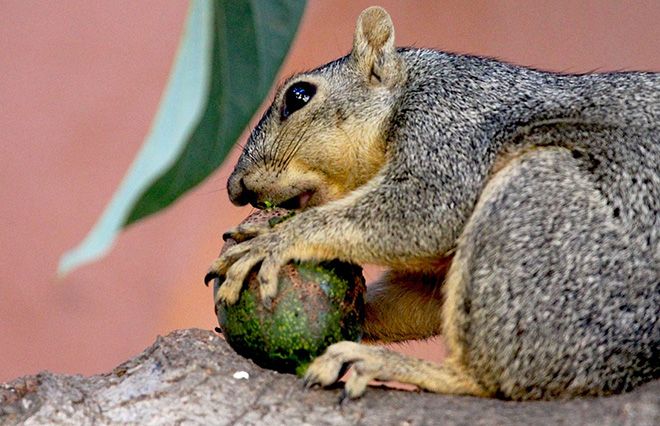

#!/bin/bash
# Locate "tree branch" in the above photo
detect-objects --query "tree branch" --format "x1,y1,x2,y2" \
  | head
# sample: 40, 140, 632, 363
1, 329, 658, 425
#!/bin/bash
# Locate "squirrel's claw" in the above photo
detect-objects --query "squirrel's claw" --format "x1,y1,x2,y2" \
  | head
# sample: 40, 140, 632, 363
304, 342, 380, 400
215, 248, 265, 305
223, 221, 272, 243
205, 242, 254, 287
303, 349, 346, 389
338, 389, 349, 405
212, 226, 293, 307
301, 376, 318, 390
203, 270, 220, 287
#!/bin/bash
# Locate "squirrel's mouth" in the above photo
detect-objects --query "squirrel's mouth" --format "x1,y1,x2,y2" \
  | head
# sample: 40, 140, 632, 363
278, 190, 315, 210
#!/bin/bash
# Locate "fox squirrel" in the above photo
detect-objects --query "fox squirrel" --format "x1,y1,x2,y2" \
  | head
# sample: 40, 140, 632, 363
205, 6, 659, 400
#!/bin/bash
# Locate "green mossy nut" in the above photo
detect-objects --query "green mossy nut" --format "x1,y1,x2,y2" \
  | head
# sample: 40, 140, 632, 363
213, 209, 366, 376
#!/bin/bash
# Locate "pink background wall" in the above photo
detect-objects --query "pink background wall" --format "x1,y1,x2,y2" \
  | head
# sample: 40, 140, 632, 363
1, 0, 658, 382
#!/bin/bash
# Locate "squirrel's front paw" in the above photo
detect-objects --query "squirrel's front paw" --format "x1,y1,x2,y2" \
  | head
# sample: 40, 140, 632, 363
304, 341, 385, 400
206, 233, 290, 307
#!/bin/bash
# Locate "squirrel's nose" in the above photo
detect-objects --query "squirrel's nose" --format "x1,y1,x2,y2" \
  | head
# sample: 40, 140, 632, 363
228, 175, 258, 207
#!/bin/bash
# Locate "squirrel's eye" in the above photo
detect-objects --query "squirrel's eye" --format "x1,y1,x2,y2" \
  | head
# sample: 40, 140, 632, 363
281, 81, 316, 120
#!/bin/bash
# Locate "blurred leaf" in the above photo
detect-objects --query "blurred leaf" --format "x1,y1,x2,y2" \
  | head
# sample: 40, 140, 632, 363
59, 0, 306, 275
125, 0, 306, 224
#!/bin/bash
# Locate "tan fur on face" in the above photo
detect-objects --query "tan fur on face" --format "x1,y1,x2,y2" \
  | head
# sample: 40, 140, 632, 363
243, 74, 390, 207
229, 7, 406, 209
288, 115, 388, 201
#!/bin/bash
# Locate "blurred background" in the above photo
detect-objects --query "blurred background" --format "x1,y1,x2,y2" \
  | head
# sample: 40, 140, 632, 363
1, 0, 658, 383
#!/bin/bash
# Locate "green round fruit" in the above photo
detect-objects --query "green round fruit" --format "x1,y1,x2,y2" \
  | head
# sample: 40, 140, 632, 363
213, 210, 365, 376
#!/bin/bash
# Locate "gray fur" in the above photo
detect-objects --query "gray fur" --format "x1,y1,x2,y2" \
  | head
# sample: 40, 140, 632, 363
228, 44, 659, 398
459, 146, 658, 399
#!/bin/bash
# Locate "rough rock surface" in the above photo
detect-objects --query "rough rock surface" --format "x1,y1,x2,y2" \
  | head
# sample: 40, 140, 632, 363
1, 329, 658, 425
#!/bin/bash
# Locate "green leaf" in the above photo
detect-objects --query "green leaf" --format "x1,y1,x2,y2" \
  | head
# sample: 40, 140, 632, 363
125, 0, 306, 225
59, 0, 306, 275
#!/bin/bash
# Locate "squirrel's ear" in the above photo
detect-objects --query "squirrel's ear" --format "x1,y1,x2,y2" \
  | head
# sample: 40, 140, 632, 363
351, 6, 404, 86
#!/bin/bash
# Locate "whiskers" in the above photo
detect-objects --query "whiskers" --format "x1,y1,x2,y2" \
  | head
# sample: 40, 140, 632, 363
234, 110, 320, 178
272, 110, 321, 176
234, 142, 262, 169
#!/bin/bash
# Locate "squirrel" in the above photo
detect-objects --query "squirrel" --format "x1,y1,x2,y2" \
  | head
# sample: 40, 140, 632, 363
205, 6, 659, 400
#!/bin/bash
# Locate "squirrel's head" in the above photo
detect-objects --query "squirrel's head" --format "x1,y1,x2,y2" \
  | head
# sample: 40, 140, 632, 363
227, 6, 406, 209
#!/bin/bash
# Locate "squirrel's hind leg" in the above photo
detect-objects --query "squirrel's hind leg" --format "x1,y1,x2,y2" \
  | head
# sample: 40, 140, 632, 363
304, 262, 477, 399
445, 147, 657, 400
362, 266, 450, 343
304, 341, 488, 399
306, 264, 489, 399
